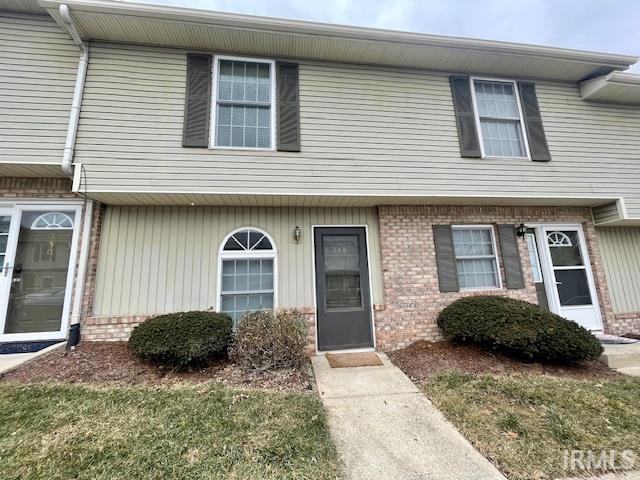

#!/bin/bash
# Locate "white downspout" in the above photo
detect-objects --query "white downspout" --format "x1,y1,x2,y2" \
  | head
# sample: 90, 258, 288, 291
59, 3, 88, 177
58, 4, 92, 345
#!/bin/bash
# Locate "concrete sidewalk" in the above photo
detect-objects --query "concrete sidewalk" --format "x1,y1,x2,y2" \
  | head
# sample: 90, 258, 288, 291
312, 353, 506, 480
0, 342, 64, 375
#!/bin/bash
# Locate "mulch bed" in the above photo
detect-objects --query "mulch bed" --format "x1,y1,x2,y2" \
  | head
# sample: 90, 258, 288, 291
387, 340, 617, 383
0, 342, 315, 392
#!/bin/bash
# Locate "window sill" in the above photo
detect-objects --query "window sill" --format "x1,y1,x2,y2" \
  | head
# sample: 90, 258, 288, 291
209, 146, 276, 152
481, 155, 530, 161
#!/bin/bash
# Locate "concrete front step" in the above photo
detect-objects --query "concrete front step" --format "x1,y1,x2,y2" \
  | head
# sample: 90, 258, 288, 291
617, 366, 640, 377
599, 343, 640, 370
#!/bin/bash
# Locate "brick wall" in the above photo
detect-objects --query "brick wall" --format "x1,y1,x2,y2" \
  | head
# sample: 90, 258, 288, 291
609, 313, 640, 336
375, 205, 615, 351
0, 177, 76, 198
82, 307, 319, 354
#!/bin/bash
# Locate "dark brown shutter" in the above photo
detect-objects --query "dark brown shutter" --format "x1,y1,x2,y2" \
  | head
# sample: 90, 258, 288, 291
276, 62, 300, 152
517, 82, 551, 162
433, 225, 459, 292
449, 75, 481, 158
497, 224, 525, 289
182, 53, 212, 147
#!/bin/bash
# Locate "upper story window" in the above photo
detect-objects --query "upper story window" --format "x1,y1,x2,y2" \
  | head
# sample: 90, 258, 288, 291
212, 56, 276, 150
452, 226, 501, 290
471, 79, 529, 159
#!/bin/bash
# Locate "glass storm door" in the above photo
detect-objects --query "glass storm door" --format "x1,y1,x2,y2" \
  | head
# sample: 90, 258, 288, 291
0, 209, 77, 340
314, 227, 373, 351
539, 226, 602, 331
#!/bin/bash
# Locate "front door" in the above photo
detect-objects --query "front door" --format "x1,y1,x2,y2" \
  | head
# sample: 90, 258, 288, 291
314, 227, 374, 351
0, 208, 78, 341
537, 225, 603, 331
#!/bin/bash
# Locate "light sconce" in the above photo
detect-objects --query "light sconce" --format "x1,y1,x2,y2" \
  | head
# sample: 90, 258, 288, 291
516, 223, 527, 238
293, 225, 303, 244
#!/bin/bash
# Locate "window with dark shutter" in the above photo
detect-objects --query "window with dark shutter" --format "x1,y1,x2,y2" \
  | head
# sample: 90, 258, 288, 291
518, 82, 551, 162
182, 53, 212, 147
276, 62, 300, 152
433, 225, 460, 292
497, 224, 526, 289
449, 76, 481, 158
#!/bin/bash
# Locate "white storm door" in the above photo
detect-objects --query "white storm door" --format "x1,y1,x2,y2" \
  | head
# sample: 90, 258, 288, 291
0, 209, 21, 335
538, 225, 603, 331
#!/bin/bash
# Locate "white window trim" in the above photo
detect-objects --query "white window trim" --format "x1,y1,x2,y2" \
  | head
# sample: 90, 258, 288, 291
525, 232, 544, 283
215, 227, 278, 319
209, 54, 277, 151
452, 224, 503, 291
469, 76, 531, 160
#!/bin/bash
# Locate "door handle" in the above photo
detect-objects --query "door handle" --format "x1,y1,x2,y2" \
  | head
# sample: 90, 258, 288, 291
3, 262, 11, 277
555, 281, 562, 285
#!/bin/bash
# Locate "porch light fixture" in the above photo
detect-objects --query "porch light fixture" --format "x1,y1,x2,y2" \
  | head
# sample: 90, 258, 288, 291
292, 225, 303, 244
516, 223, 527, 238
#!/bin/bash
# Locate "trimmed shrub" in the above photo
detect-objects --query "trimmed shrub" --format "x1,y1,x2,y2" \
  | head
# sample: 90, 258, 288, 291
128, 311, 232, 369
437, 296, 603, 363
230, 309, 309, 370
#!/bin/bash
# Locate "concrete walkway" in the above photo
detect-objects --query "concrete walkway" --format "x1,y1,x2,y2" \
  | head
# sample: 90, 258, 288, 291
0, 342, 64, 375
312, 353, 506, 480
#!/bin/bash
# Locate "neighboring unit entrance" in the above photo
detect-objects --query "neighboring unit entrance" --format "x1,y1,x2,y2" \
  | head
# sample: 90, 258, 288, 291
0, 206, 80, 342
314, 227, 374, 351
531, 225, 603, 331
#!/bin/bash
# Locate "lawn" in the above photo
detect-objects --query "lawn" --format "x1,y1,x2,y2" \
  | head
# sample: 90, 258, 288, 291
389, 340, 640, 479
424, 372, 640, 480
0, 383, 340, 480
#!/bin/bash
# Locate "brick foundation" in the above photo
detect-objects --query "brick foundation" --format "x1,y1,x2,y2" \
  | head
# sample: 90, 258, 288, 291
375, 205, 615, 351
83, 307, 319, 353
609, 313, 640, 336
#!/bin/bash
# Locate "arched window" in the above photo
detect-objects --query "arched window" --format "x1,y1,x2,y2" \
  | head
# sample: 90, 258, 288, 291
31, 212, 74, 230
218, 228, 276, 322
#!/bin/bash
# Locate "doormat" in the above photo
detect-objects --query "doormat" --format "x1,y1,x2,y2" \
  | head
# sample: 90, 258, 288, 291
326, 352, 383, 368
0, 340, 63, 355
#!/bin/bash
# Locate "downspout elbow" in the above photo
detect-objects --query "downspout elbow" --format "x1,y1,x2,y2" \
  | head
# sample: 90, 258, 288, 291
59, 4, 89, 178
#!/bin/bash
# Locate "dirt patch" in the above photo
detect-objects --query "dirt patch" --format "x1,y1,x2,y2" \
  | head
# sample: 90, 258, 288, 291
387, 340, 617, 383
1, 342, 315, 392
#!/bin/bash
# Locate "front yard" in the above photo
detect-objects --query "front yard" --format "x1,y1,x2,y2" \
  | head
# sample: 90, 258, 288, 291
389, 341, 640, 480
0, 342, 339, 480
0, 382, 339, 480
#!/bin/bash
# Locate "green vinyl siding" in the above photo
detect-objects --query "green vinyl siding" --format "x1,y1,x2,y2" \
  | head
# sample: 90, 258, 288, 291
93, 206, 382, 316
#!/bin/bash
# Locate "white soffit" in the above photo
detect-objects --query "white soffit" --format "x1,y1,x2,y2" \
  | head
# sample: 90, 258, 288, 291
580, 72, 640, 105
37, 0, 638, 82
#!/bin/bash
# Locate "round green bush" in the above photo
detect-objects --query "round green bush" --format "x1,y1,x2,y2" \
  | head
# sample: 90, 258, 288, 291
437, 296, 603, 363
128, 311, 232, 369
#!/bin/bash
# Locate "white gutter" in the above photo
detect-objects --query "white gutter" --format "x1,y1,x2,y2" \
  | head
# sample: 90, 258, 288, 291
59, 3, 89, 177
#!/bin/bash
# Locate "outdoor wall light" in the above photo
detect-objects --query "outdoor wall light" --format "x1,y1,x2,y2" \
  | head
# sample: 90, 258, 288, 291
293, 225, 303, 244
516, 223, 527, 238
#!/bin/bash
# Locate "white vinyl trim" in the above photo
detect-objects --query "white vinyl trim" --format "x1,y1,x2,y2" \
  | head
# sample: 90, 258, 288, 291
311, 224, 377, 354
215, 226, 278, 319
451, 224, 503, 291
0, 202, 83, 342
470, 76, 531, 160
209, 54, 277, 151
535, 224, 603, 331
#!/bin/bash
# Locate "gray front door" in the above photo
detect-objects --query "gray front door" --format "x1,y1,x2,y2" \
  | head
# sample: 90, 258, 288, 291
314, 227, 373, 351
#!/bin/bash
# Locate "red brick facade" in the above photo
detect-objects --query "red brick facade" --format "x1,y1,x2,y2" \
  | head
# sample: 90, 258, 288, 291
374, 205, 616, 351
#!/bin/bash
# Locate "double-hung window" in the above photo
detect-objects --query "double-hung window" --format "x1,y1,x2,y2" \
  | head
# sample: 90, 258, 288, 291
452, 226, 501, 289
218, 228, 276, 323
213, 56, 275, 149
472, 79, 528, 158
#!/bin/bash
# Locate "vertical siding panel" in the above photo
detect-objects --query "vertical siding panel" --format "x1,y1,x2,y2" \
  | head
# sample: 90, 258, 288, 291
93, 206, 384, 315
598, 227, 640, 313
